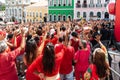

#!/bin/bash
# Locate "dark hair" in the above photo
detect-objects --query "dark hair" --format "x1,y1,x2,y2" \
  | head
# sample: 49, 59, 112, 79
25, 39, 37, 65
93, 50, 108, 78
71, 31, 78, 38
36, 29, 42, 36
34, 36, 40, 46
42, 43, 55, 73
7, 34, 13, 39
58, 37, 63, 43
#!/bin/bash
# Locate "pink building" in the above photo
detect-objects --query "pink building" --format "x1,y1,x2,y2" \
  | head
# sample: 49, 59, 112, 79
74, 0, 115, 20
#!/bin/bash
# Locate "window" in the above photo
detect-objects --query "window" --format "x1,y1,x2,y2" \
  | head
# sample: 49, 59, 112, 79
49, 0, 52, 6
33, 12, 35, 17
19, 9, 21, 17
97, 12, 101, 18
104, 12, 109, 19
40, 12, 42, 18
77, 12, 80, 18
15, 9, 17, 16
68, 15, 72, 21
97, 0, 101, 4
89, 0, 94, 7
63, 16, 66, 21
83, 12, 86, 18
54, 0, 57, 6
49, 15, 52, 21
30, 12, 32, 17
54, 15, 56, 21
76, 0, 81, 8
96, 0, 102, 7
63, 0, 66, 6
68, 0, 72, 6
90, 12, 93, 17
36, 12, 38, 17
58, 15, 61, 21
90, 0, 93, 4
58, 0, 61, 6
82, 0, 87, 8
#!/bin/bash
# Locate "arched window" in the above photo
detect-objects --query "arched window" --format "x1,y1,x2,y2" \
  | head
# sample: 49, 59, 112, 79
54, 15, 56, 21
40, 12, 42, 18
90, 12, 94, 17
63, 15, 66, 21
58, 15, 61, 21
68, 15, 72, 21
97, 12, 101, 18
58, 0, 61, 6
36, 12, 38, 17
49, 15, 52, 21
68, 0, 72, 6
83, 12, 86, 18
15, 9, 17, 16
63, 0, 66, 6
77, 12, 80, 18
104, 12, 109, 19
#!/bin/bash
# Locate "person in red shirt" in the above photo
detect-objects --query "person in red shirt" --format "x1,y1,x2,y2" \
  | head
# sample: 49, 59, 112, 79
60, 45, 75, 80
74, 40, 90, 80
0, 29, 26, 80
69, 32, 79, 52
26, 43, 64, 80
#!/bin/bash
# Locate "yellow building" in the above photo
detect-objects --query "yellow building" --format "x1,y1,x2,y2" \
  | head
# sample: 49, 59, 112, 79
25, 0, 48, 23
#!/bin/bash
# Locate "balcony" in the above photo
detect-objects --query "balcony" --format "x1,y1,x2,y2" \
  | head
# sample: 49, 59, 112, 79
76, 3, 81, 8
82, 4, 87, 8
89, 4, 95, 8
96, 4, 102, 8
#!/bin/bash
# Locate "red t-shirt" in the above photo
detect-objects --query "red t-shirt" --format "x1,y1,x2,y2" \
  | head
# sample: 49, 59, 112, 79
26, 50, 64, 80
60, 46, 75, 74
0, 48, 21, 80
50, 35, 58, 45
74, 47, 90, 72
70, 38, 79, 52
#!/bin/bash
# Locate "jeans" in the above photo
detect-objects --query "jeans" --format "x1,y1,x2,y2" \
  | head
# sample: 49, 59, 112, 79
60, 70, 74, 80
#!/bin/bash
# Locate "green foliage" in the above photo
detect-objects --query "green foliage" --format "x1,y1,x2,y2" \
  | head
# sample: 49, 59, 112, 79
0, 5, 5, 11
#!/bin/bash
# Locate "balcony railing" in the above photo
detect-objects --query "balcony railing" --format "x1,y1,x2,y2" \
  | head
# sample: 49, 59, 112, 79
96, 4, 102, 7
89, 4, 95, 8
82, 4, 87, 8
76, 3, 81, 8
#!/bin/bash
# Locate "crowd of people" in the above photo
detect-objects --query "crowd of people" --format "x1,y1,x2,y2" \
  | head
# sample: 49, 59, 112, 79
0, 19, 115, 80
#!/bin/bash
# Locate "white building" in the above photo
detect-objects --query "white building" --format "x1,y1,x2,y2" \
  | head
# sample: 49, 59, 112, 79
5, 0, 38, 23
74, 0, 115, 20
0, 11, 5, 20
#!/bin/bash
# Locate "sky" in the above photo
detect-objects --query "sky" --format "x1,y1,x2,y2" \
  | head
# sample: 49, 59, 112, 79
0, 0, 40, 3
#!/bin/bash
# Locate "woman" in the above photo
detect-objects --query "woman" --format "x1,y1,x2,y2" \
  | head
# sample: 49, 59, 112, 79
26, 43, 64, 80
84, 48, 109, 80
74, 40, 90, 80
0, 29, 26, 80
23, 38, 38, 67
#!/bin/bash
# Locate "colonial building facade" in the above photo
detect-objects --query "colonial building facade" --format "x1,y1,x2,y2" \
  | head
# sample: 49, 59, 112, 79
74, 0, 114, 20
48, 0, 74, 22
5, 0, 32, 22
25, 0, 48, 23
